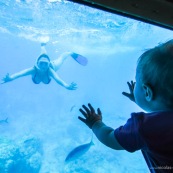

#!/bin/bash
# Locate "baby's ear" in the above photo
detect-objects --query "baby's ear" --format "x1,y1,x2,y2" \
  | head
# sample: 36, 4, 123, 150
142, 84, 153, 102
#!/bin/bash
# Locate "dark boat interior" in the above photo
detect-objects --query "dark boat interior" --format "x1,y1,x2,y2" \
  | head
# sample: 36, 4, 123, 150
71, 0, 173, 30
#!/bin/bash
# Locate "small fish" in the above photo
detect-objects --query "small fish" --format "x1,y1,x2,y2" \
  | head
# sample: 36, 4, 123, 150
70, 105, 76, 112
0, 118, 8, 125
65, 137, 94, 162
24, 138, 35, 144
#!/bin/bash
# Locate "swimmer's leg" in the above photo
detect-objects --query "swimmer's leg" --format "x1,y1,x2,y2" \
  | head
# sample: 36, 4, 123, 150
39, 36, 49, 54
51, 52, 88, 71
51, 52, 72, 71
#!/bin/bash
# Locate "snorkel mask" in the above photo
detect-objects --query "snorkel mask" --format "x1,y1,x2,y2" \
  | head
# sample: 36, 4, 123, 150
37, 54, 50, 65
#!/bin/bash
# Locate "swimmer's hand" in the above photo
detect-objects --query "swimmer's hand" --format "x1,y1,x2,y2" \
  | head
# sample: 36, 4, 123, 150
122, 81, 135, 102
78, 103, 102, 129
1, 73, 12, 84
66, 82, 77, 90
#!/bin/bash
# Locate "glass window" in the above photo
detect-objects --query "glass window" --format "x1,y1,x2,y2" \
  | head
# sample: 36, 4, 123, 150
0, 0, 172, 172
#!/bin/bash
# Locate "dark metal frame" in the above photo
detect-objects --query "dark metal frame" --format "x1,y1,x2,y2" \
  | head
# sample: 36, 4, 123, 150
69, 0, 173, 30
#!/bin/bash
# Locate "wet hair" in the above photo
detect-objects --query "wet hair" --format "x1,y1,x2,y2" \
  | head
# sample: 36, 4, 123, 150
37, 54, 50, 64
137, 39, 173, 107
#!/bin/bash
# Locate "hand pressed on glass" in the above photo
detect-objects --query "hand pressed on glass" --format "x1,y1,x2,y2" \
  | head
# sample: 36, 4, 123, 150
78, 103, 102, 129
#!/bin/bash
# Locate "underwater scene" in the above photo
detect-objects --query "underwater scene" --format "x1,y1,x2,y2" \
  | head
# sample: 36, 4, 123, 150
0, 0, 173, 172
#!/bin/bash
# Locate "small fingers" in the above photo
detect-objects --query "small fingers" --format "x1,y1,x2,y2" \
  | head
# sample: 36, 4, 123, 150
79, 108, 88, 118
78, 116, 86, 123
131, 81, 135, 89
127, 82, 133, 93
97, 108, 101, 116
82, 105, 90, 115
122, 92, 131, 97
88, 103, 95, 114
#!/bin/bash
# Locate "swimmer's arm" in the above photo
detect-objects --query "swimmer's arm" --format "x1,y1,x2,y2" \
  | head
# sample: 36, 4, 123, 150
49, 69, 77, 90
92, 121, 124, 150
1, 67, 34, 84
10, 67, 34, 79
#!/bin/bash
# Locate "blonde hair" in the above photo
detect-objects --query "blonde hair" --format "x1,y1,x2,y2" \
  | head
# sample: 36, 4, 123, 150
137, 39, 173, 107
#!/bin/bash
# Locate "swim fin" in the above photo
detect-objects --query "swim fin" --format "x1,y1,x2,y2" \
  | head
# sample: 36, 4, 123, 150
71, 53, 88, 66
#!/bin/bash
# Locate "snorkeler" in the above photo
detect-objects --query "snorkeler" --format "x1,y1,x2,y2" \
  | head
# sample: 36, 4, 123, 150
1, 42, 88, 90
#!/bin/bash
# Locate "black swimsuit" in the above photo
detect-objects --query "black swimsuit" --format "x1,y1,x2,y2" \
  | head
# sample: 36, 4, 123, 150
32, 66, 51, 84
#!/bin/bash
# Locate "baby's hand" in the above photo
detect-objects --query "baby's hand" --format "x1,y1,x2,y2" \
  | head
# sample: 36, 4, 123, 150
1, 73, 12, 84
122, 81, 135, 102
66, 82, 77, 90
78, 103, 102, 129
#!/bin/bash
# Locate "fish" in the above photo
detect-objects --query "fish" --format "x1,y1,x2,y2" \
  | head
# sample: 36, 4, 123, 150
24, 138, 35, 145
65, 137, 94, 163
70, 105, 76, 112
0, 117, 8, 125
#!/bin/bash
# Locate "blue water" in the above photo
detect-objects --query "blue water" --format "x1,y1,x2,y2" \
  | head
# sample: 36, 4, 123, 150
0, 0, 173, 172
